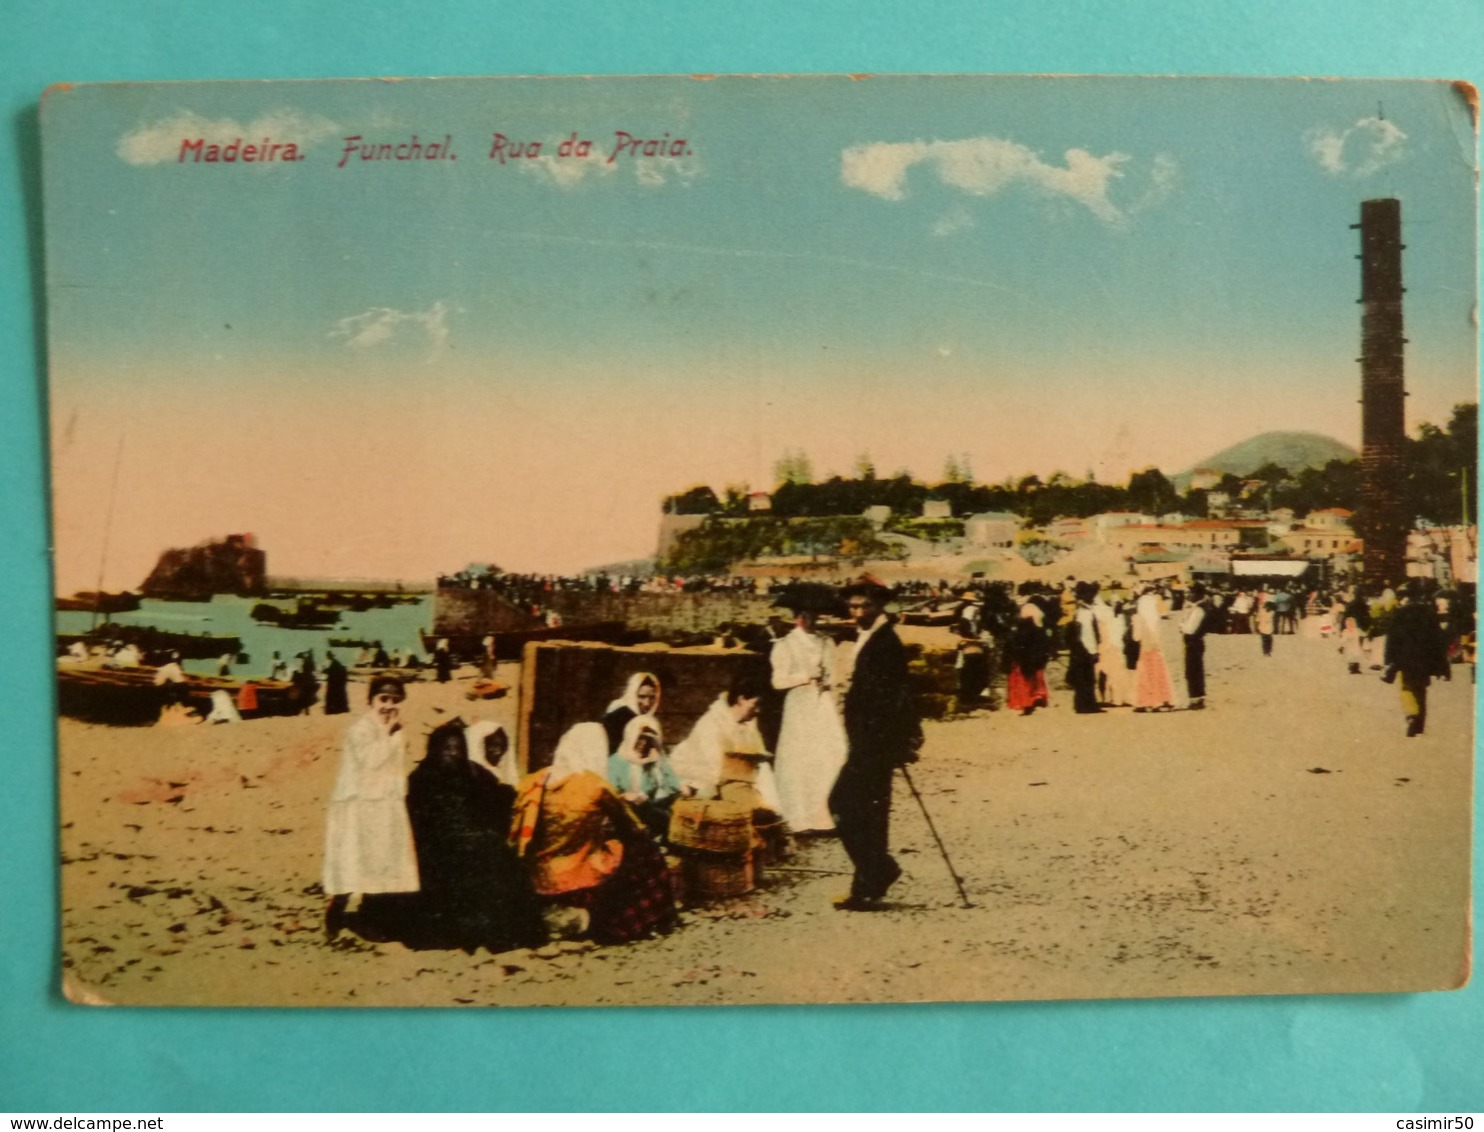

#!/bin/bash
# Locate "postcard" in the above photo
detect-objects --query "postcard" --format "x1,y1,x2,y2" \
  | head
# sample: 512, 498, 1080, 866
43, 74, 1476, 1006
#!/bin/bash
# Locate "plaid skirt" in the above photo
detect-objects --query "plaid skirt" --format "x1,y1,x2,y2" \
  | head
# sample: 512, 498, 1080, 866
550, 833, 677, 944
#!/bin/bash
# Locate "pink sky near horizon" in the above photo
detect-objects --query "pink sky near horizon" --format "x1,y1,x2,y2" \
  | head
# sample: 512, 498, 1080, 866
48, 348, 1473, 594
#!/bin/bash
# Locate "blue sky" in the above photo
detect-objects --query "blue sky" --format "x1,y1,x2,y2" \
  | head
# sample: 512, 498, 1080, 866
43, 75, 1478, 585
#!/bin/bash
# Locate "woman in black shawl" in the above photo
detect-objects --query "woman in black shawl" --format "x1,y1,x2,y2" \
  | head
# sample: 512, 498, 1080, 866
290, 653, 319, 715
322, 653, 350, 715
404, 720, 545, 952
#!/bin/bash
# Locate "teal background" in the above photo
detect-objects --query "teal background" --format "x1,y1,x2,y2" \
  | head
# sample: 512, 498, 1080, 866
2, 1, 1480, 1112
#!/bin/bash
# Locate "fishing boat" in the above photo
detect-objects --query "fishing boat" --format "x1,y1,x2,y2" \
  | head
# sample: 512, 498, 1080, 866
348, 665, 424, 683
57, 624, 242, 661
250, 600, 341, 629
54, 591, 142, 614
55, 665, 298, 725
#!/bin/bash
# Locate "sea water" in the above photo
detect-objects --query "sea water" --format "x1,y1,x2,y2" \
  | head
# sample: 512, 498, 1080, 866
55, 593, 433, 678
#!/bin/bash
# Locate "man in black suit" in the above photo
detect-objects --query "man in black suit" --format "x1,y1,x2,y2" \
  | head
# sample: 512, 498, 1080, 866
830, 581, 922, 909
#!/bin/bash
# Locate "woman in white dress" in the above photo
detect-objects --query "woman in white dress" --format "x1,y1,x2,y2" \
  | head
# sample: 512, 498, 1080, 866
670, 676, 782, 812
770, 607, 847, 834
322, 674, 421, 939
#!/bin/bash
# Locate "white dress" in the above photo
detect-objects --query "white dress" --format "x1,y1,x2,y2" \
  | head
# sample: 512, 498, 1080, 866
671, 694, 782, 812
321, 713, 421, 896
770, 628, 847, 832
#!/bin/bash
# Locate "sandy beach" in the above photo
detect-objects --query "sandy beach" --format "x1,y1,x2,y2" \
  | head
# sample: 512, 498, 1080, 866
58, 620, 1471, 1008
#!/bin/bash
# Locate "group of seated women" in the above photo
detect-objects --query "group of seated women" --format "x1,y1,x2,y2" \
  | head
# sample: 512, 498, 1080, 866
324, 669, 776, 954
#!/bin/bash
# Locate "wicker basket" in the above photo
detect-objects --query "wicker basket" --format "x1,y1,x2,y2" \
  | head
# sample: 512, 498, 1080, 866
682, 852, 756, 901
751, 810, 791, 867
669, 797, 753, 854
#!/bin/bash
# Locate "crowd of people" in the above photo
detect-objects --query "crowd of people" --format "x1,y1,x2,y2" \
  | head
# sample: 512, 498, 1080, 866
438, 567, 770, 608
946, 573, 1469, 737
214, 565, 1464, 955
319, 581, 925, 953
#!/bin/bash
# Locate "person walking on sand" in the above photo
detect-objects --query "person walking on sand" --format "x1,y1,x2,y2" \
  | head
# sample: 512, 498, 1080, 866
1339, 588, 1372, 674
770, 599, 848, 834
1093, 587, 1134, 707
1004, 603, 1052, 715
322, 675, 420, 940
1384, 579, 1451, 737
1255, 600, 1276, 658
322, 652, 350, 715
1133, 588, 1176, 711
1067, 581, 1103, 714
1180, 584, 1212, 709
830, 582, 921, 910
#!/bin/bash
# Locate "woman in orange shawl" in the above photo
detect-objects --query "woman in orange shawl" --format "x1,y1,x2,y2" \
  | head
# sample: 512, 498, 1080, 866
511, 721, 676, 944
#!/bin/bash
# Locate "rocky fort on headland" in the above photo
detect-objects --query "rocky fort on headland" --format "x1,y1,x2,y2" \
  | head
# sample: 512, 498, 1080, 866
140, 534, 267, 599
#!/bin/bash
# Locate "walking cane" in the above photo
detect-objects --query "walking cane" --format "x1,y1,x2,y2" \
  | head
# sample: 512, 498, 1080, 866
898, 764, 975, 909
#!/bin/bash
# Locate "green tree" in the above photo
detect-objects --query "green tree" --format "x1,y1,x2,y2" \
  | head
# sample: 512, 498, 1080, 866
662, 485, 720, 515
773, 449, 814, 486
1407, 402, 1478, 525
1125, 467, 1180, 516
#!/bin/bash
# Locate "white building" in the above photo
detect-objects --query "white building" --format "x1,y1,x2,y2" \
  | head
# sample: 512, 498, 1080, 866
964, 511, 1019, 549
1089, 512, 1156, 544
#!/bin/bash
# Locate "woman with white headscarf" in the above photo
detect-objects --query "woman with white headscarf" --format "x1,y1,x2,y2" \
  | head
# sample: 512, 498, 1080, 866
602, 671, 660, 753
510, 721, 675, 944
1132, 589, 1176, 711
607, 715, 681, 840
465, 719, 519, 786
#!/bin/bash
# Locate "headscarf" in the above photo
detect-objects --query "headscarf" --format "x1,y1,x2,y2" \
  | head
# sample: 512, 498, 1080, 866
547, 721, 610, 785
616, 714, 664, 766
426, 718, 469, 760
605, 671, 661, 715
1018, 602, 1044, 627
465, 719, 519, 784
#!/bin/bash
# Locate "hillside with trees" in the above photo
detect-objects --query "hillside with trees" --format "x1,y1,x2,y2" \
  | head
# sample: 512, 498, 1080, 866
657, 406, 1476, 573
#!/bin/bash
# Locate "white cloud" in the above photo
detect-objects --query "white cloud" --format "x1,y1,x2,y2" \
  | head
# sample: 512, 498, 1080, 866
1305, 116, 1408, 177
517, 150, 701, 189
519, 152, 617, 188
329, 301, 452, 359
116, 109, 340, 165
1129, 152, 1180, 214
931, 206, 976, 237
634, 154, 701, 188
842, 135, 1134, 223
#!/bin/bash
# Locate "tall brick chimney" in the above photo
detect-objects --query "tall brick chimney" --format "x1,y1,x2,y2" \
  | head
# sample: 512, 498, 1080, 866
1353, 197, 1409, 589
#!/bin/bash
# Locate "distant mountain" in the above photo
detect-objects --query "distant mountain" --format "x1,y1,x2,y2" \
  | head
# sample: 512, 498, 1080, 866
1177, 431, 1357, 487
